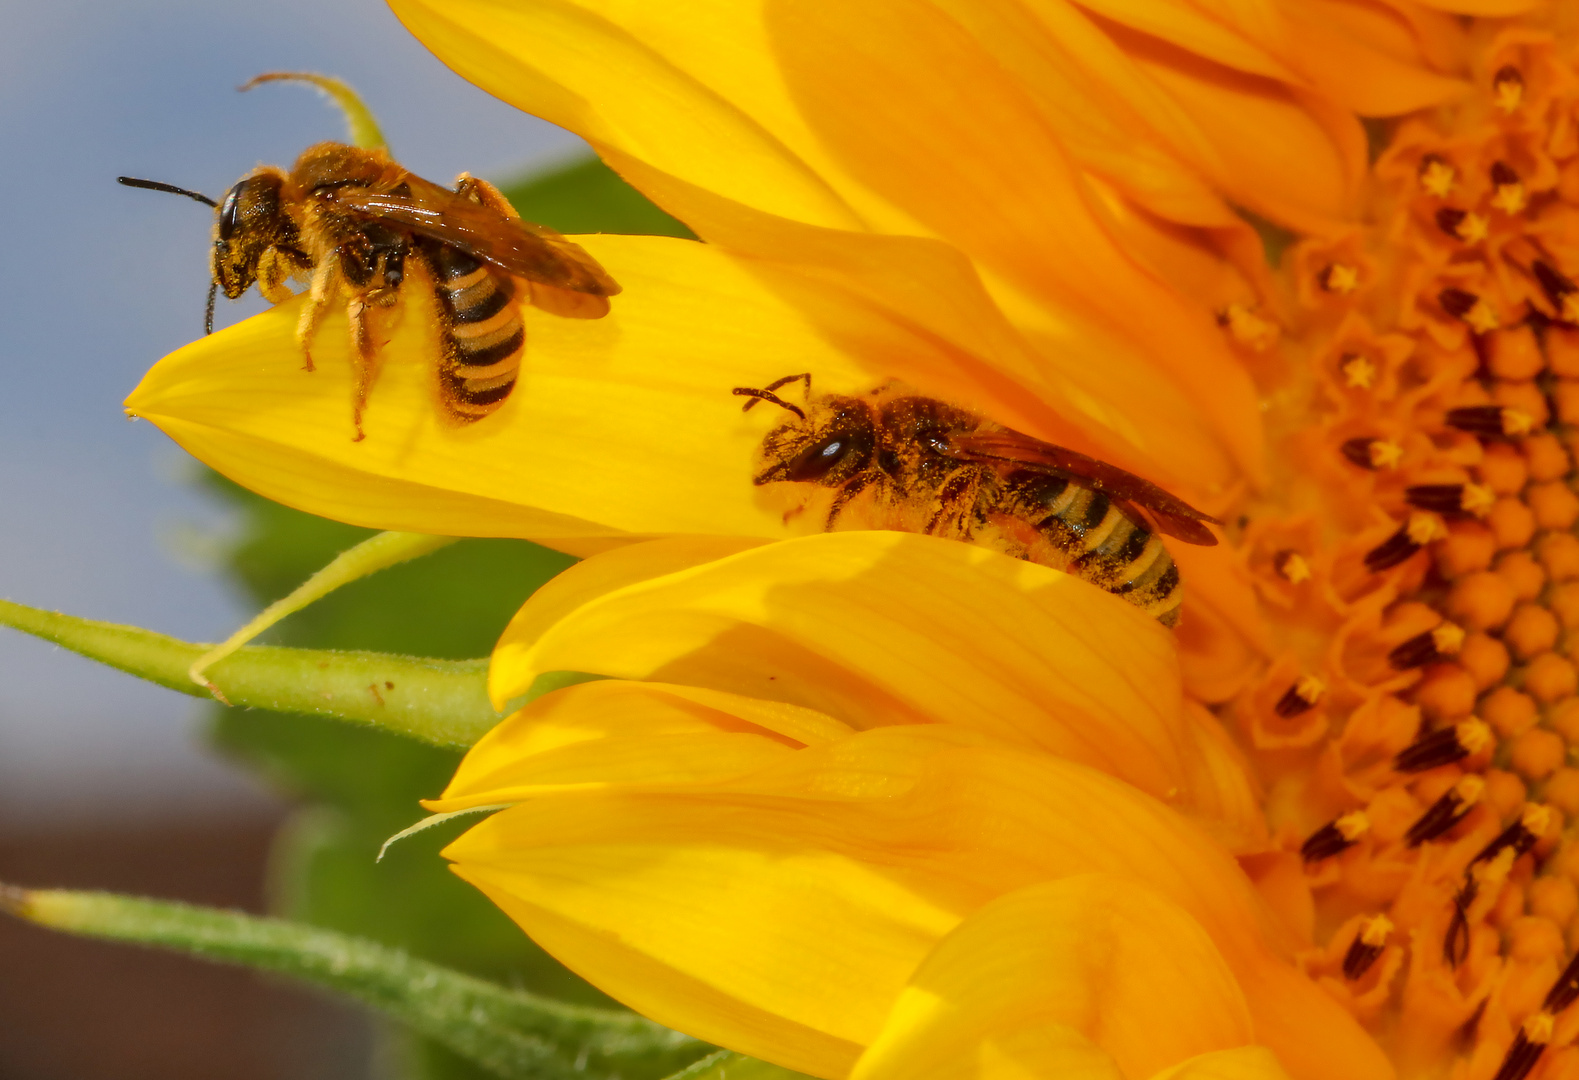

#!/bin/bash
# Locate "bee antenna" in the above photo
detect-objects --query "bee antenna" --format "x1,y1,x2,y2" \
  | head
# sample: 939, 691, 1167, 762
117, 176, 219, 208
732, 387, 806, 420
205, 282, 217, 336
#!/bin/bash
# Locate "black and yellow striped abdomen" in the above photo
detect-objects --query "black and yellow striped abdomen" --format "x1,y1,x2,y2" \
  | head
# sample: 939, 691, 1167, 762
427, 242, 524, 420
1012, 471, 1184, 627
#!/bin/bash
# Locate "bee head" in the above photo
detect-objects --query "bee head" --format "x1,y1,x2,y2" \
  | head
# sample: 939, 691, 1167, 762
212, 170, 291, 298
755, 395, 876, 487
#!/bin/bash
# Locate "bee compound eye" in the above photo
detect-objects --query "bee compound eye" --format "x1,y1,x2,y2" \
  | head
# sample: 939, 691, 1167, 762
786, 434, 855, 482
217, 187, 242, 240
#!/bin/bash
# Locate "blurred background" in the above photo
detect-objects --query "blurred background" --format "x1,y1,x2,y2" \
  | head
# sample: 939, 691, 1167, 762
0, 0, 687, 1076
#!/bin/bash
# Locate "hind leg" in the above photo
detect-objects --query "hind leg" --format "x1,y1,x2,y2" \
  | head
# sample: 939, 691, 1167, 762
454, 172, 522, 219
295, 258, 341, 372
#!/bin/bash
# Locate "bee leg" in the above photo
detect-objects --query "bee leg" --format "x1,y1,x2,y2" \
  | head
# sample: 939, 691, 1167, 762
256, 248, 297, 305
824, 471, 877, 530
296, 258, 342, 373
346, 294, 380, 443
925, 468, 981, 539
453, 173, 522, 220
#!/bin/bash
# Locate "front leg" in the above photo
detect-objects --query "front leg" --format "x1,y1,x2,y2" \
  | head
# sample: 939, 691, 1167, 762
256, 247, 299, 305
824, 471, 878, 530
924, 467, 981, 540
295, 258, 341, 373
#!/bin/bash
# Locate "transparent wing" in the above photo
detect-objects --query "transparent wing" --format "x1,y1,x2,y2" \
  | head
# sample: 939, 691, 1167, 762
328, 177, 621, 298
940, 429, 1220, 545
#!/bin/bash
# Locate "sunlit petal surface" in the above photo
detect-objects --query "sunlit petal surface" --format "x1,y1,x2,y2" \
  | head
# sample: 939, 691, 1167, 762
122, 3, 1579, 1080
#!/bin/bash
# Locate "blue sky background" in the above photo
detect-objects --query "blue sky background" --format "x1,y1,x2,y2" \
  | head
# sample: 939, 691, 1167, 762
0, 0, 585, 825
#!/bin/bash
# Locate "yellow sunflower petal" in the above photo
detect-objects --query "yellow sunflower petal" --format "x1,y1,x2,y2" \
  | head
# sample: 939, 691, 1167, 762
388, 0, 865, 231
863, 1019, 1122, 1080
125, 234, 879, 545
394, 0, 1263, 490
849, 876, 1254, 1080
429, 679, 853, 810
595, 155, 1258, 493
441, 725, 1388, 1080
492, 531, 1210, 803
1154, 1048, 1296, 1080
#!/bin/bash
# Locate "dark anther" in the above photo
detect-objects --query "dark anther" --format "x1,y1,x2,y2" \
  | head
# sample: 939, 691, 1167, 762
1342, 938, 1383, 980
1445, 405, 1516, 438
1445, 878, 1476, 965
1341, 437, 1385, 469
1394, 723, 1481, 773
1342, 917, 1391, 980
1545, 952, 1579, 1012
1404, 484, 1469, 517
1492, 161, 1520, 187
1435, 208, 1468, 238
1364, 524, 1421, 572
1406, 787, 1472, 846
1274, 680, 1319, 718
1389, 629, 1445, 670
1439, 288, 1480, 319
1534, 260, 1577, 317
1472, 818, 1541, 867
1494, 65, 1524, 91
1491, 1031, 1547, 1080
1300, 813, 1367, 862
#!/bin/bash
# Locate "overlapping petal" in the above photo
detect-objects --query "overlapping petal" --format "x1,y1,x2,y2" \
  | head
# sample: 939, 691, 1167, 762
488, 531, 1262, 838
440, 723, 1388, 1080
849, 876, 1257, 1080
126, 234, 886, 546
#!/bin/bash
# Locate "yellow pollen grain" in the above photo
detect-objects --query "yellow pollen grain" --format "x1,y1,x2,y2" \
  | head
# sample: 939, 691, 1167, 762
1432, 622, 1467, 655
1524, 1011, 1555, 1044
1456, 774, 1487, 804
1360, 913, 1393, 947
1408, 512, 1446, 545
1492, 183, 1527, 215
1295, 675, 1327, 705
1466, 300, 1501, 334
1502, 408, 1536, 436
1422, 159, 1457, 196
1336, 810, 1371, 841
1457, 717, 1494, 754
1461, 483, 1497, 517
1371, 440, 1404, 469
1325, 264, 1360, 294
1562, 295, 1579, 325
1457, 212, 1490, 243
1473, 846, 1517, 887
1278, 551, 1313, 583
1222, 303, 1278, 351
1522, 802, 1555, 837
1495, 73, 1525, 113
1342, 354, 1377, 388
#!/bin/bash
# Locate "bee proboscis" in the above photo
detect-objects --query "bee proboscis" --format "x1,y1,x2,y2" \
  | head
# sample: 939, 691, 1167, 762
121, 141, 620, 439
733, 374, 1220, 626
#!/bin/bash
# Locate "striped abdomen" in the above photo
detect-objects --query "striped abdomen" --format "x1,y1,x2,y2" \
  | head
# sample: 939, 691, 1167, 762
428, 242, 524, 420
1017, 472, 1183, 626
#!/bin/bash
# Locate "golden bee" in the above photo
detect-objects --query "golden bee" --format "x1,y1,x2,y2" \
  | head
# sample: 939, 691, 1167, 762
120, 142, 621, 438
734, 375, 1220, 626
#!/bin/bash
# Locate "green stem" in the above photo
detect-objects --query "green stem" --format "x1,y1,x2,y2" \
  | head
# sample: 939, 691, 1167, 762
0, 598, 497, 748
659, 1051, 815, 1080
3, 886, 705, 1080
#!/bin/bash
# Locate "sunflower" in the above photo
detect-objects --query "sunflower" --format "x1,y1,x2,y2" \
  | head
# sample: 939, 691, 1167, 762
126, 3, 1579, 1080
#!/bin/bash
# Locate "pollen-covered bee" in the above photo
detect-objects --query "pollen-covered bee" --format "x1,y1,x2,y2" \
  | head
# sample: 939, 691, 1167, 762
120, 142, 620, 438
734, 375, 1220, 626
